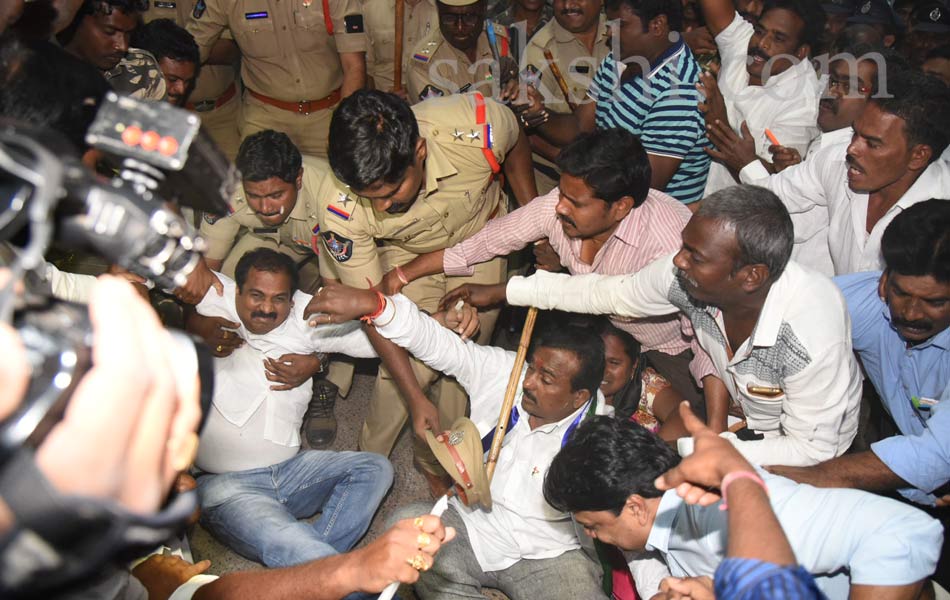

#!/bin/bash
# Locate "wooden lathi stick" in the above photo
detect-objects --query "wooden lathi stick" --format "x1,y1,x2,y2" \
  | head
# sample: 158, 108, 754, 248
393, 0, 405, 92
485, 306, 538, 482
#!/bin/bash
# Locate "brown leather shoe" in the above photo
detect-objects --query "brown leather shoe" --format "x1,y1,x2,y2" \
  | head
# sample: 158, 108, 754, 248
415, 460, 453, 499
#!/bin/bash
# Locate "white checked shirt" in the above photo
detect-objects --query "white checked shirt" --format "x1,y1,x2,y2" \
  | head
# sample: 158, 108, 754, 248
745, 142, 950, 274
443, 187, 716, 384
373, 294, 608, 572
506, 255, 863, 467
704, 13, 821, 196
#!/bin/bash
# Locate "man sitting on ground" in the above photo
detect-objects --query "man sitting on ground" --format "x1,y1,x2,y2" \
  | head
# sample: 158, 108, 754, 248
192, 248, 392, 568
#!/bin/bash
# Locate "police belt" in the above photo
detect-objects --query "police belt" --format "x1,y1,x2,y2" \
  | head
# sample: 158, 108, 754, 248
186, 81, 237, 113
248, 87, 342, 115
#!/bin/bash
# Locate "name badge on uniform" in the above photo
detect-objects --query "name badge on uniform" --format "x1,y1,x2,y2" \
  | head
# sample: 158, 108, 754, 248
344, 14, 364, 33
154, 1, 176, 8
245, 11, 269, 19
570, 64, 590, 74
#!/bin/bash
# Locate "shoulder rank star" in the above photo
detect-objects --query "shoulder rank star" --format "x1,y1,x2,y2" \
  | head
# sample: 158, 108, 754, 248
451, 129, 465, 140
337, 191, 351, 207
467, 129, 480, 141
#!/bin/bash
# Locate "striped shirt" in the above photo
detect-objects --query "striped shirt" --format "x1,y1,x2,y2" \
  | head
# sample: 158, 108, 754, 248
588, 42, 710, 204
715, 559, 826, 600
443, 187, 716, 383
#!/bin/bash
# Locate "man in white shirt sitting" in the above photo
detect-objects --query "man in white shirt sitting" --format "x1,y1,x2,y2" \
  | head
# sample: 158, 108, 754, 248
503, 185, 863, 467
545, 415, 943, 599
306, 290, 610, 599
192, 248, 393, 568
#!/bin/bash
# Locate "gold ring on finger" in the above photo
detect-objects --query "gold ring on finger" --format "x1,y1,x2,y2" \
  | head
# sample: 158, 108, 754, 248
407, 554, 427, 571
413, 516, 425, 530
216, 345, 223, 352
416, 532, 431, 549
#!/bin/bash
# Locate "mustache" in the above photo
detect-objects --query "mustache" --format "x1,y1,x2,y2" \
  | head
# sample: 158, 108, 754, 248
893, 316, 933, 331
845, 154, 864, 172
560, 8, 583, 14
558, 214, 577, 228
523, 389, 536, 404
748, 47, 770, 62
676, 269, 699, 288
251, 311, 278, 320
819, 97, 836, 113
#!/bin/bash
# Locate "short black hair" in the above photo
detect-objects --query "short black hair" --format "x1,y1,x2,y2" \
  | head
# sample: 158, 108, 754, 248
327, 90, 419, 190
696, 185, 794, 280
761, 0, 826, 51
58, 0, 147, 45
556, 129, 652, 208
826, 44, 908, 95
869, 68, 950, 162
0, 37, 111, 153
544, 416, 681, 514
604, 0, 683, 33
130, 19, 200, 70
881, 200, 950, 283
235, 130, 303, 184
528, 322, 605, 401
234, 248, 300, 294
925, 43, 950, 63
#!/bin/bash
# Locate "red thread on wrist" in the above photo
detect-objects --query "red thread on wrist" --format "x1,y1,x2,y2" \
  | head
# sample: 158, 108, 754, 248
395, 265, 410, 286
360, 290, 387, 324
719, 470, 768, 511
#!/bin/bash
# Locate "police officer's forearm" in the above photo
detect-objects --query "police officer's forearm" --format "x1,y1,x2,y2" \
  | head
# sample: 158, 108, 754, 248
503, 130, 538, 207
205, 38, 239, 66
339, 52, 368, 98
363, 325, 431, 408
535, 100, 595, 147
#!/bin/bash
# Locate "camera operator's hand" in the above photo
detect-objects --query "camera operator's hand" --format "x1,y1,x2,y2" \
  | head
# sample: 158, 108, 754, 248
174, 258, 223, 305
186, 312, 243, 357
34, 276, 202, 514
132, 554, 212, 600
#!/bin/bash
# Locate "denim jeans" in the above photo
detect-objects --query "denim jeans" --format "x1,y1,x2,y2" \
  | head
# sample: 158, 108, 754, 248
197, 450, 393, 568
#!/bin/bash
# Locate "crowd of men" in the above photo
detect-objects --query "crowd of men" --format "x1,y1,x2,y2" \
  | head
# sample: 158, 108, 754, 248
0, 0, 948, 597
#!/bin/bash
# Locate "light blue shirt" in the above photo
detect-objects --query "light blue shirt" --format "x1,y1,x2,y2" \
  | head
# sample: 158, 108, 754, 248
836, 271, 950, 505
644, 471, 943, 599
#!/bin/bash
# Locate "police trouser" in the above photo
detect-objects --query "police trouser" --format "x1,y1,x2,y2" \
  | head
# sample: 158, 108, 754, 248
361, 244, 506, 476
197, 94, 242, 162
239, 91, 334, 158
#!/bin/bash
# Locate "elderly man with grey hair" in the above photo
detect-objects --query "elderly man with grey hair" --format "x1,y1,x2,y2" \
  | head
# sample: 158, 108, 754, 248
504, 185, 863, 467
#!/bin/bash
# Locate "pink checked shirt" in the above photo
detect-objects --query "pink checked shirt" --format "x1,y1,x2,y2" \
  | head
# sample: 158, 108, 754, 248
443, 187, 715, 384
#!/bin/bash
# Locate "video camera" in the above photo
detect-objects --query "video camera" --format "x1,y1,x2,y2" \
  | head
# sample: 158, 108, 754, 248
0, 93, 234, 592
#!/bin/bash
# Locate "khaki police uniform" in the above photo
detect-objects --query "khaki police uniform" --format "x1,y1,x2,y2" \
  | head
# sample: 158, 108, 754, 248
316, 93, 518, 472
187, 0, 367, 157
105, 47, 168, 101
362, 0, 437, 92
406, 22, 509, 104
143, 0, 242, 160
521, 14, 610, 193
200, 155, 329, 289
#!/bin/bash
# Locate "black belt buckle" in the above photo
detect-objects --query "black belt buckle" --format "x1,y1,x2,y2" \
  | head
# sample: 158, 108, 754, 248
192, 99, 216, 112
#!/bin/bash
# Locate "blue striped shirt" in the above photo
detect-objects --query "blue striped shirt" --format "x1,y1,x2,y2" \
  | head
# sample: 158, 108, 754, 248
715, 558, 827, 600
588, 41, 710, 204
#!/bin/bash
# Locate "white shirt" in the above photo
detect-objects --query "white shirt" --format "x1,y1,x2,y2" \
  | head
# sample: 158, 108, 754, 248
506, 255, 863, 467
740, 127, 855, 277
704, 13, 821, 196
194, 274, 375, 471
643, 470, 943, 598
745, 143, 950, 275
373, 294, 608, 571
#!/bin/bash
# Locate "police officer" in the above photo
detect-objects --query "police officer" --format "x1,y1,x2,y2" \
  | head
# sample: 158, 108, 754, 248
187, 0, 368, 157
362, 0, 438, 93
407, 0, 513, 103
520, 0, 608, 193
313, 90, 536, 484
142, 0, 242, 159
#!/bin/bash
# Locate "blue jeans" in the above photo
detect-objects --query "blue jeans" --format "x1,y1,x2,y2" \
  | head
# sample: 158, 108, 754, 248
196, 450, 393, 567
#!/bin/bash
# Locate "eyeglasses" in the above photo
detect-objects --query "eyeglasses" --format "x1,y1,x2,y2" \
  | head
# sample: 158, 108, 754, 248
439, 12, 482, 26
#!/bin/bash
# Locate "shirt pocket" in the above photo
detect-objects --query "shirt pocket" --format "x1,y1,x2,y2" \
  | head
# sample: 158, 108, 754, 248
235, 3, 280, 58
292, 1, 330, 53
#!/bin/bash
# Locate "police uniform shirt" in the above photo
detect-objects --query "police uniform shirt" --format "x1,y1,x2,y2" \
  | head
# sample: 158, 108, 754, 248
105, 47, 168, 101
187, 0, 367, 102
362, 0, 437, 91
143, 0, 237, 103
407, 23, 509, 104
522, 14, 609, 115
316, 93, 519, 286
200, 155, 331, 261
